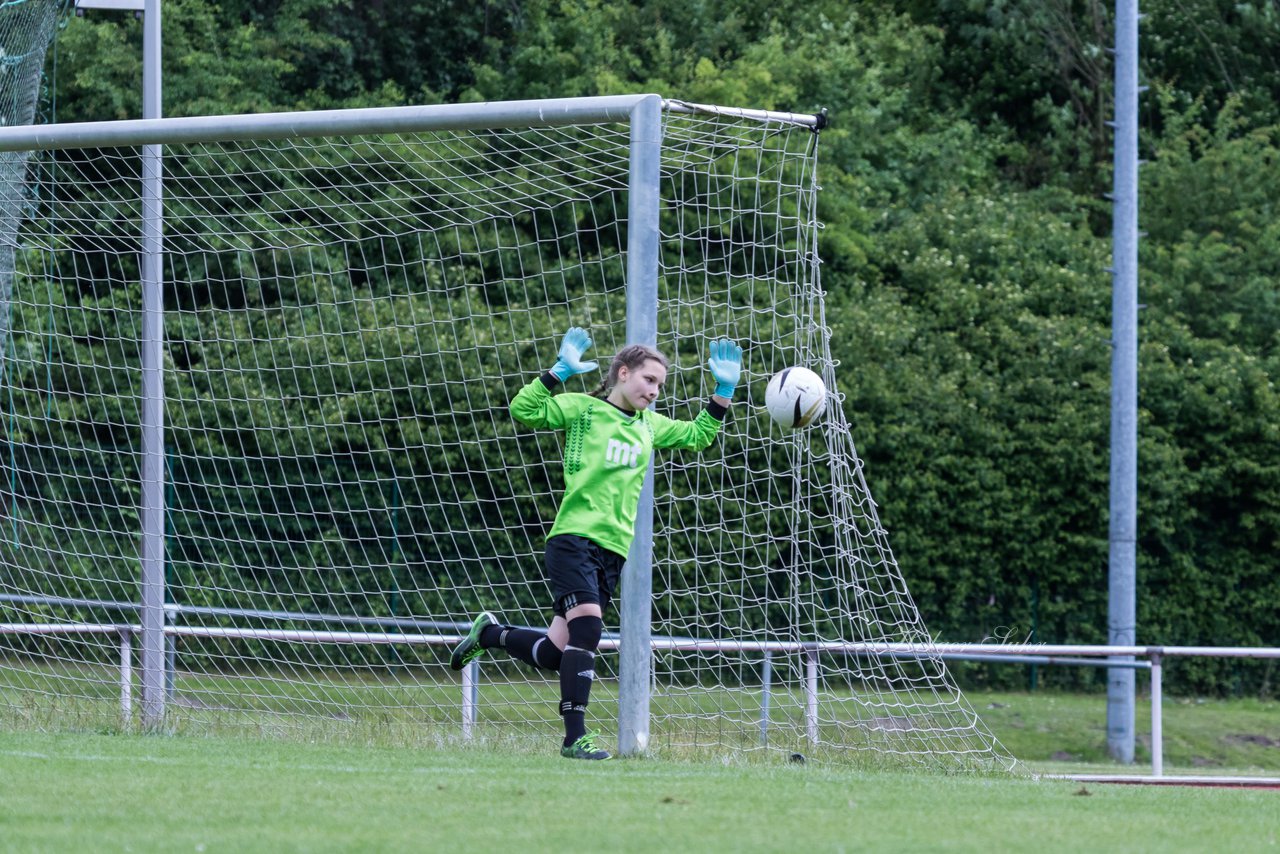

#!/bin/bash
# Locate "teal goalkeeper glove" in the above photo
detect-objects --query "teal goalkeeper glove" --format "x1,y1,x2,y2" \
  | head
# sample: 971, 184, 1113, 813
549, 327, 599, 382
707, 337, 743, 399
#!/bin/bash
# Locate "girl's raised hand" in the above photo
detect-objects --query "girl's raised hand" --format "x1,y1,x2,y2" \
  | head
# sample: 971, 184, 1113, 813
706, 337, 742, 399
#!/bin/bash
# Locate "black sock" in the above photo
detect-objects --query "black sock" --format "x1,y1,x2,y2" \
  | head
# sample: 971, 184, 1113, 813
559, 615, 604, 746
559, 647, 595, 745
479, 624, 506, 649
504, 629, 563, 671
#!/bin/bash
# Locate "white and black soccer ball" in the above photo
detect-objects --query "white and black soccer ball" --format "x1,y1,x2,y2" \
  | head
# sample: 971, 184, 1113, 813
764, 366, 827, 429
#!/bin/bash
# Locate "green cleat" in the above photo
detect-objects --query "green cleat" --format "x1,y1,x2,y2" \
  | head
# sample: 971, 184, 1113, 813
449, 611, 498, 671
560, 732, 612, 761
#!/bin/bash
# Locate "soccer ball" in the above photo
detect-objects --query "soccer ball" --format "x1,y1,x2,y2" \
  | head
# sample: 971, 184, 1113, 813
764, 366, 827, 429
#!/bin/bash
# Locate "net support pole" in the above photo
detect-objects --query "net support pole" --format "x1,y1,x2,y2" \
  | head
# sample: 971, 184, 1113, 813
1150, 652, 1163, 776
617, 94, 662, 757
461, 661, 477, 740
119, 628, 133, 728
805, 650, 819, 744
760, 651, 772, 745
138, 0, 167, 729
1107, 0, 1140, 765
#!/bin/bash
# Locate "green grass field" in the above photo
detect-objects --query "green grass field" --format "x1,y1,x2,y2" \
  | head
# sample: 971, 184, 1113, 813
1, 728, 1276, 853
4, 659, 1278, 775
4, 662, 1278, 851
976, 691, 1280, 774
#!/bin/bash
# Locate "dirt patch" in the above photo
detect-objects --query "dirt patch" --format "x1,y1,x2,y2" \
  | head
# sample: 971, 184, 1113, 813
1224, 733, 1280, 748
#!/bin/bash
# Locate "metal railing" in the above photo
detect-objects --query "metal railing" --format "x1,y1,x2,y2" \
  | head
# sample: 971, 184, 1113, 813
3, 615, 1277, 775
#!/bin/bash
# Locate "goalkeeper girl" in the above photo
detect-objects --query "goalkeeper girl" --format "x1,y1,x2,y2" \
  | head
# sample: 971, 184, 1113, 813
450, 327, 742, 760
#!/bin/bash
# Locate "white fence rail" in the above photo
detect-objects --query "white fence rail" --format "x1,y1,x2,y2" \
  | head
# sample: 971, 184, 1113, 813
2, 620, 1276, 776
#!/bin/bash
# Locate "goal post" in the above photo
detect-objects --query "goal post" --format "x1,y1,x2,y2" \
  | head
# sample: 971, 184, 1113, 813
618, 93, 661, 757
0, 95, 1013, 771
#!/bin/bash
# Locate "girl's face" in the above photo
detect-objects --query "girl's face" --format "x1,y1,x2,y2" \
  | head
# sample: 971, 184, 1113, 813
609, 358, 668, 411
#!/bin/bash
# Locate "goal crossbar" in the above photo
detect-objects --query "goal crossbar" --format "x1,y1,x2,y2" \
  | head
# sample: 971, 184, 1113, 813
0, 96, 823, 152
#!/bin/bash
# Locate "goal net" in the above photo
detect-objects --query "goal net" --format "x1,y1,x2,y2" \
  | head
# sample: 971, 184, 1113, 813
0, 0, 62, 379
0, 96, 1013, 771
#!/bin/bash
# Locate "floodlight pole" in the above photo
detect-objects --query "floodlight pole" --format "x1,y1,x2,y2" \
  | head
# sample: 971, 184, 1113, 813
1107, 0, 1140, 764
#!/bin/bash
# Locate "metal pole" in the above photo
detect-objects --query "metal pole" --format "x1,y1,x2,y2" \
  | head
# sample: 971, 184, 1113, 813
119, 629, 133, 728
0, 96, 668, 153
617, 95, 663, 757
138, 0, 167, 729
1150, 652, 1163, 776
805, 650, 819, 744
760, 650, 772, 745
1107, 0, 1140, 764
461, 661, 476, 739
165, 608, 176, 699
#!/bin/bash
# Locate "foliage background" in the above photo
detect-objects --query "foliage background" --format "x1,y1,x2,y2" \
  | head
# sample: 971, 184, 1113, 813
27, 0, 1280, 694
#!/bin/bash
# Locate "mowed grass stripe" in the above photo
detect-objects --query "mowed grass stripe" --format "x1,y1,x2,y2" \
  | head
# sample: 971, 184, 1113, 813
1, 731, 1276, 853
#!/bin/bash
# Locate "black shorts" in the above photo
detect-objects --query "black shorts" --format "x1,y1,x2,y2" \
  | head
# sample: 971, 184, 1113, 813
546, 534, 625, 617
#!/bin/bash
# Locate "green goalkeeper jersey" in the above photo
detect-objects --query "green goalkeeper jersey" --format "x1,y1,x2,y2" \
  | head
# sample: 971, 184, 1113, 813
511, 374, 725, 558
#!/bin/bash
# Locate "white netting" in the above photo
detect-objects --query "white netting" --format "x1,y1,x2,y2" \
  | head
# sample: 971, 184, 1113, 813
1, 0, 63, 376
0, 101, 1012, 771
